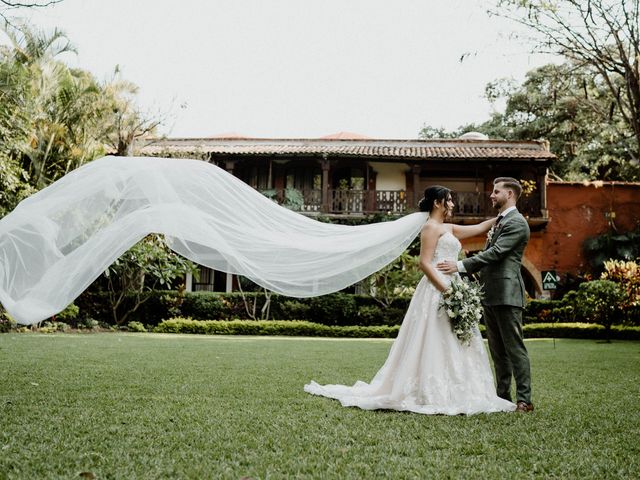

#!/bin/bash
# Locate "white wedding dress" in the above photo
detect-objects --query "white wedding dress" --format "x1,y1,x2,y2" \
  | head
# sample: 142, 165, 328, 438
304, 231, 516, 415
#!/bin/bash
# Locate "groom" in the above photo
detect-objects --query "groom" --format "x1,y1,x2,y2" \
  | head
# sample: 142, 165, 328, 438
437, 177, 533, 413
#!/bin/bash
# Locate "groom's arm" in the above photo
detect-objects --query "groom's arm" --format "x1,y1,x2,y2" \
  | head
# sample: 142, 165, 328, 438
461, 219, 528, 274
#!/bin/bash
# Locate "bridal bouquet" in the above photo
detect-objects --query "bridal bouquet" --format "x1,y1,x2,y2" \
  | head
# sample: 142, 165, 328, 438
439, 277, 483, 346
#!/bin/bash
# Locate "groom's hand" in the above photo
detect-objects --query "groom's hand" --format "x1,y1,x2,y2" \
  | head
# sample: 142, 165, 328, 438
436, 260, 459, 274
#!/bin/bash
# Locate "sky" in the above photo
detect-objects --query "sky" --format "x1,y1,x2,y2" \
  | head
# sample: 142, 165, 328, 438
9, 0, 558, 139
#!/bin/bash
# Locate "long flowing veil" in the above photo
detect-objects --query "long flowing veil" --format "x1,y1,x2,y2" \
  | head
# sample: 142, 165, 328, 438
0, 156, 427, 325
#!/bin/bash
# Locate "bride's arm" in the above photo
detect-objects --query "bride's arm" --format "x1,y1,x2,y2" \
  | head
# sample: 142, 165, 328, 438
450, 217, 496, 240
418, 224, 448, 292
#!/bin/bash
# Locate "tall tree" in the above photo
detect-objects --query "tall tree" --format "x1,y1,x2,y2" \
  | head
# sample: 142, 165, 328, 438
101, 68, 162, 157
420, 61, 640, 180
482, 63, 637, 180
492, 0, 640, 170
0, 23, 163, 213
0, 1, 63, 24
0, 23, 106, 187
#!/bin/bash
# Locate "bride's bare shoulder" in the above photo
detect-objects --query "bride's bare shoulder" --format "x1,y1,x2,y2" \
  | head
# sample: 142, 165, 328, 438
421, 221, 446, 239
442, 222, 455, 233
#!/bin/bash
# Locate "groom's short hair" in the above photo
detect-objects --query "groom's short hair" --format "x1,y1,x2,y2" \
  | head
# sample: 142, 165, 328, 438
494, 177, 522, 199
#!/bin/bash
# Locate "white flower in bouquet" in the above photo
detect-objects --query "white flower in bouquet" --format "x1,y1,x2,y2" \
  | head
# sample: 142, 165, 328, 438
486, 225, 496, 244
439, 277, 484, 346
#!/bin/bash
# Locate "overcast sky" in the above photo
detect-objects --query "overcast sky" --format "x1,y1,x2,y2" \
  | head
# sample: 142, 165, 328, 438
11, 0, 558, 139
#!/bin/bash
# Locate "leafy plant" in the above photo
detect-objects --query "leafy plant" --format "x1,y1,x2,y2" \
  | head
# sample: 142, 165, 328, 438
0, 309, 16, 333
0, 23, 162, 214
127, 321, 147, 333
278, 300, 311, 321
283, 188, 304, 210
153, 317, 400, 338
366, 251, 422, 307
601, 259, 640, 307
571, 280, 625, 341
357, 305, 385, 326
103, 234, 198, 325
180, 292, 226, 320
308, 293, 357, 326
56, 303, 79, 322
583, 226, 640, 273
39, 321, 70, 333
76, 317, 99, 330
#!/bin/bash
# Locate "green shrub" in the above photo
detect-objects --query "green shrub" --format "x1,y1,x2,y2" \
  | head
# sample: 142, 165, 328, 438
153, 318, 640, 340
76, 289, 405, 326
77, 317, 99, 330
357, 305, 405, 326
583, 226, 640, 274
127, 321, 147, 333
381, 307, 405, 325
571, 280, 625, 339
308, 293, 357, 326
601, 259, 640, 325
277, 300, 312, 321
521, 322, 640, 341
56, 303, 80, 322
525, 299, 562, 322
524, 297, 578, 323
357, 305, 385, 326
0, 311, 16, 333
76, 290, 179, 326
153, 318, 399, 338
39, 321, 70, 333
180, 292, 226, 319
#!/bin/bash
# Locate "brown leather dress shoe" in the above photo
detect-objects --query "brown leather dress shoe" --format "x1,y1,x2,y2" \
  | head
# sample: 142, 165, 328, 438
515, 401, 534, 412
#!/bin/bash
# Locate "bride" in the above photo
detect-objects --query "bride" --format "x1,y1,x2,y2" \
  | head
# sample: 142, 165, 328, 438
305, 186, 517, 415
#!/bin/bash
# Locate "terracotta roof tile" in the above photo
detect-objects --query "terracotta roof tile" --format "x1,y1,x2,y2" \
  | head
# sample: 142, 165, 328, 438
139, 137, 556, 161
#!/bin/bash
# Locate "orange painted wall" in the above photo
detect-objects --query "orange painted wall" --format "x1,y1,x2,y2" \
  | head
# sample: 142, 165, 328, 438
460, 181, 640, 295
534, 182, 640, 274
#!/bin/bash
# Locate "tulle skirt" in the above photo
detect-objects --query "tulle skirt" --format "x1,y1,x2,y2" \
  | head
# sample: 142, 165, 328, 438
304, 277, 516, 415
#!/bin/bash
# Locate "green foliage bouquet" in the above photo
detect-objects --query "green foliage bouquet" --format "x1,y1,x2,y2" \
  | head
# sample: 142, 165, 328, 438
439, 277, 483, 345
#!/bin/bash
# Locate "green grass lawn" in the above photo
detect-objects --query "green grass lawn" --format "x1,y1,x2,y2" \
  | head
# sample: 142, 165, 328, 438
0, 334, 639, 479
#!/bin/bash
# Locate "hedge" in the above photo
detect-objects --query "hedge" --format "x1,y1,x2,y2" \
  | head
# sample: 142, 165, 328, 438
74, 288, 639, 328
153, 318, 400, 338
522, 322, 640, 340
76, 290, 409, 327
152, 318, 640, 340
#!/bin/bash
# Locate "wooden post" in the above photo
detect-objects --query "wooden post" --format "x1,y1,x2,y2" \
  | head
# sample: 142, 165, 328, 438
538, 167, 548, 218
321, 154, 330, 213
412, 164, 422, 209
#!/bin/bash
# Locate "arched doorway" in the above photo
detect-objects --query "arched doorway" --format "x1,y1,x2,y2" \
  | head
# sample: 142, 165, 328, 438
521, 256, 543, 299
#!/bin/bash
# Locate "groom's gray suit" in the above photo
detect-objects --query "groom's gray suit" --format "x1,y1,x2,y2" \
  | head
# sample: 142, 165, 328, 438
461, 208, 532, 404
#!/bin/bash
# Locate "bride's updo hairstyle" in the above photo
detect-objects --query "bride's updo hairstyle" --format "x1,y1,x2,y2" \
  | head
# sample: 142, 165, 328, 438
418, 186, 452, 213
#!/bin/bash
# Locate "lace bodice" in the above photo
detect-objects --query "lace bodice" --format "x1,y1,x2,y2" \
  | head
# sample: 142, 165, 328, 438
432, 231, 461, 264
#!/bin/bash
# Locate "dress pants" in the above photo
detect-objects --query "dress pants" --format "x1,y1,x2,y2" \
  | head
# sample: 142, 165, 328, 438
483, 304, 532, 404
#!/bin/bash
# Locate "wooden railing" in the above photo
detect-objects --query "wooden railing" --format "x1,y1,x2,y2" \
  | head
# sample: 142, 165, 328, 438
262, 189, 407, 214
452, 191, 542, 218
260, 189, 543, 217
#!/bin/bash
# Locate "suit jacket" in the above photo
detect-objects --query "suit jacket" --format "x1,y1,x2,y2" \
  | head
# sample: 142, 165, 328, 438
461, 209, 530, 307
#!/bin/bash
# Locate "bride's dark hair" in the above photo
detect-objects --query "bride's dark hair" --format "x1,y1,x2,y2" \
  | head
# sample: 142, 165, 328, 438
419, 186, 452, 213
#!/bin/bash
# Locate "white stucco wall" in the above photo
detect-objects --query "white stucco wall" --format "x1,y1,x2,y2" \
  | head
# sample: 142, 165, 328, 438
369, 162, 408, 190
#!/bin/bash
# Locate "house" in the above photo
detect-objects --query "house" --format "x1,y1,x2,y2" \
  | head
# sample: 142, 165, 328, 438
139, 132, 558, 297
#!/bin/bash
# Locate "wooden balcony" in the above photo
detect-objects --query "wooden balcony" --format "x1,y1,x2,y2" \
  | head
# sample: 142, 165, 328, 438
452, 191, 543, 219
262, 189, 546, 221
263, 189, 407, 214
